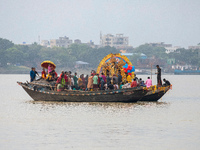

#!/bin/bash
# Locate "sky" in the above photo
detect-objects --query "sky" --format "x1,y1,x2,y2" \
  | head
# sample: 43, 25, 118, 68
0, 0, 200, 48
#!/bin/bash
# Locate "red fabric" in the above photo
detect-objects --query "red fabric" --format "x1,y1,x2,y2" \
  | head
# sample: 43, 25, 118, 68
41, 71, 46, 78
131, 81, 137, 87
57, 73, 68, 83
55, 72, 58, 78
98, 77, 100, 84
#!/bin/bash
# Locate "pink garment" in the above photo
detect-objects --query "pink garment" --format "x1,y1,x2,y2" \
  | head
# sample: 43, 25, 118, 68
48, 65, 52, 74
101, 75, 106, 82
145, 79, 152, 88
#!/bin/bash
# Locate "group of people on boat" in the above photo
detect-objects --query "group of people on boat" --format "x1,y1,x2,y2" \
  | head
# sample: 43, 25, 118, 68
30, 64, 171, 92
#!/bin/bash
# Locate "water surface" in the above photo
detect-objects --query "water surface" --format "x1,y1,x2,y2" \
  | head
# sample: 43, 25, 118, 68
0, 74, 200, 150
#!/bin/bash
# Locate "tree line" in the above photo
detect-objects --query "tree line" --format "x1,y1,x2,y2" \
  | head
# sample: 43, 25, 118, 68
0, 38, 199, 71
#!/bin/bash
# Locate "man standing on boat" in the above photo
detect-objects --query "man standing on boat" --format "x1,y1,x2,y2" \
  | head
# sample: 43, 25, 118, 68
155, 65, 162, 86
30, 67, 36, 82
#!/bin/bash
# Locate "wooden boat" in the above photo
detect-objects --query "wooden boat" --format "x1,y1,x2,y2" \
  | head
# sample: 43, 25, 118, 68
139, 85, 171, 102
17, 81, 148, 103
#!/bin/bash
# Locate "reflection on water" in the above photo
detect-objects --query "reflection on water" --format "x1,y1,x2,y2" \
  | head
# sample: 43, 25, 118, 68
0, 75, 200, 150
28, 101, 170, 112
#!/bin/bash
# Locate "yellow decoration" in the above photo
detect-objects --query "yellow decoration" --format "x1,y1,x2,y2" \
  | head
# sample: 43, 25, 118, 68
127, 75, 132, 83
96, 53, 134, 82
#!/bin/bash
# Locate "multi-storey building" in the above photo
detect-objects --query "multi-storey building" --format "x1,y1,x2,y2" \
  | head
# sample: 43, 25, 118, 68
50, 36, 72, 48
100, 33, 129, 49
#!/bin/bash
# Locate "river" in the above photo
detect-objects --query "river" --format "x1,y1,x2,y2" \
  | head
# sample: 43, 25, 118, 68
0, 74, 200, 150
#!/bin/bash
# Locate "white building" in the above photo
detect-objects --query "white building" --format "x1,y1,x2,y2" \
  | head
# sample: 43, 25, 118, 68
165, 46, 181, 54
100, 33, 129, 49
41, 40, 50, 47
50, 36, 72, 48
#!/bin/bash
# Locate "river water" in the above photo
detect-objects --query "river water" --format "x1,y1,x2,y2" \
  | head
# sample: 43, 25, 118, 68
0, 74, 200, 150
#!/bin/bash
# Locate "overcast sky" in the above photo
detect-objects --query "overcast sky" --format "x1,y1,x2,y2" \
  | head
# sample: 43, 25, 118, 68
1, 0, 200, 48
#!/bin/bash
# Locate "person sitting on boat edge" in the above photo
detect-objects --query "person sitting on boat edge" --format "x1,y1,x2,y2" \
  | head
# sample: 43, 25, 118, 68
46, 70, 56, 82
131, 78, 137, 88
107, 82, 114, 90
122, 81, 131, 89
145, 77, 152, 88
140, 80, 146, 87
163, 78, 171, 86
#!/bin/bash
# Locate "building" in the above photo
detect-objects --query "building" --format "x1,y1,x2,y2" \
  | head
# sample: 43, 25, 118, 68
50, 36, 72, 48
147, 42, 172, 48
188, 45, 200, 50
165, 46, 181, 54
41, 40, 50, 47
100, 33, 130, 50
74, 39, 81, 44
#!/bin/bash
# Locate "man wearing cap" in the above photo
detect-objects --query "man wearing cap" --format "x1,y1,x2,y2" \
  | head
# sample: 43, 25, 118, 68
155, 65, 162, 86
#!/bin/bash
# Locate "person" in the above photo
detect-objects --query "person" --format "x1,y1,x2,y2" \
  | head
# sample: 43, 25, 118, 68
108, 82, 114, 90
113, 74, 118, 85
100, 76, 105, 90
131, 78, 137, 88
56, 73, 66, 91
119, 82, 123, 89
122, 81, 131, 89
140, 80, 146, 87
49, 70, 57, 81
163, 78, 171, 86
85, 75, 88, 90
138, 78, 142, 86
70, 75, 75, 90
73, 72, 78, 89
60, 71, 68, 88
81, 74, 86, 89
68, 75, 72, 90
41, 68, 46, 79
48, 64, 52, 74
87, 74, 93, 91
78, 75, 83, 90
34, 68, 39, 77
97, 74, 101, 88
101, 73, 106, 83
126, 73, 132, 83
30, 67, 36, 82
156, 65, 162, 86
117, 71, 122, 85
106, 74, 111, 85
114, 83, 119, 90
46, 71, 53, 81
93, 73, 98, 91
145, 77, 152, 88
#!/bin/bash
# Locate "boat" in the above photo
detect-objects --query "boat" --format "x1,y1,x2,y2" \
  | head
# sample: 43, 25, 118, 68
139, 85, 171, 102
174, 69, 200, 75
18, 54, 171, 102
17, 80, 148, 103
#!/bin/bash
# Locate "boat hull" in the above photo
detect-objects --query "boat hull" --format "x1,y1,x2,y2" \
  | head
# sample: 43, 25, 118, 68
19, 82, 147, 103
139, 86, 170, 102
